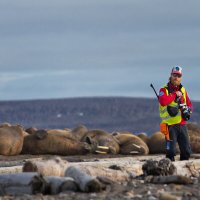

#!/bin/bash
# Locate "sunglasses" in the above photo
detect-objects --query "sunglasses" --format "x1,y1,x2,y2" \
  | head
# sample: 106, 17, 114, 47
172, 74, 182, 78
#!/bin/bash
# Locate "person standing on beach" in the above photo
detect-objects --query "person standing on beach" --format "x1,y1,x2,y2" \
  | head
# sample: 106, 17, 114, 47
158, 66, 192, 161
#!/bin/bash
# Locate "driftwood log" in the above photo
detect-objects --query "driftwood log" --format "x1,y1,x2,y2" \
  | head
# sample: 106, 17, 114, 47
0, 166, 22, 174
22, 157, 142, 182
0, 173, 47, 196
65, 166, 103, 192
22, 156, 200, 179
146, 175, 193, 184
0, 155, 199, 182
23, 157, 68, 176
44, 176, 78, 194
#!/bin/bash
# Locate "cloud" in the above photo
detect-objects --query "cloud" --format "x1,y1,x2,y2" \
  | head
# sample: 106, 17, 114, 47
0, 1, 200, 100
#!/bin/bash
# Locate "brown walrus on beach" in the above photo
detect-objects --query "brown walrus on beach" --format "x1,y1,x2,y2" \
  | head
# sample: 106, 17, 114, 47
0, 124, 26, 155
69, 125, 89, 141
81, 129, 120, 154
137, 132, 150, 144
112, 131, 149, 155
21, 129, 91, 155
147, 131, 180, 154
147, 131, 166, 154
187, 123, 200, 153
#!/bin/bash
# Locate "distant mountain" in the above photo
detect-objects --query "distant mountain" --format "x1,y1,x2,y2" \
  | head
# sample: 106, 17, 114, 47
0, 97, 199, 136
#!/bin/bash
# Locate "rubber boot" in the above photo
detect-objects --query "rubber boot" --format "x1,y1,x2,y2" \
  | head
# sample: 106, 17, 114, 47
166, 155, 175, 162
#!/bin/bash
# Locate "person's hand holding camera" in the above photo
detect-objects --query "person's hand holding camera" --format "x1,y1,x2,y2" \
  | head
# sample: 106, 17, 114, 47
175, 91, 183, 103
176, 91, 182, 97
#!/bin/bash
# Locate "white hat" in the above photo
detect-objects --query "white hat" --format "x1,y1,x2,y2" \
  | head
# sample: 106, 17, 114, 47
171, 66, 182, 76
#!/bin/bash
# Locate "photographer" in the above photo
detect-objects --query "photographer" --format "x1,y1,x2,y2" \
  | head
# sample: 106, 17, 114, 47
158, 66, 193, 161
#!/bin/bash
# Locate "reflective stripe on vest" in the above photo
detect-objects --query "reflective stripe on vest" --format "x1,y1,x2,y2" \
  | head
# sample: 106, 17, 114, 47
159, 85, 186, 125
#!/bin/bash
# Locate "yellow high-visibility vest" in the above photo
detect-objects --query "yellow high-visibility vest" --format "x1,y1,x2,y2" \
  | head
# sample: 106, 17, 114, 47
159, 85, 186, 125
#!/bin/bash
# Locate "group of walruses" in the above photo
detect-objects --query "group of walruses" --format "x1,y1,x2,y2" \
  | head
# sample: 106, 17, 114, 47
0, 122, 200, 156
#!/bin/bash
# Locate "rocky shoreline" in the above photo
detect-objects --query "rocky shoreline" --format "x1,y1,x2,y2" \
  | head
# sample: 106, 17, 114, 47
0, 154, 200, 200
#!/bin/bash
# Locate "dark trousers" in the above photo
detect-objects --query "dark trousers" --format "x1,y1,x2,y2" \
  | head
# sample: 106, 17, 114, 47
166, 124, 192, 161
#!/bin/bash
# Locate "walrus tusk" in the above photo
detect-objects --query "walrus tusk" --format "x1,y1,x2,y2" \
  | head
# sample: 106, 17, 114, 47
132, 144, 141, 149
97, 146, 109, 153
130, 151, 139, 154
97, 146, 109, 150
95, 150, 107, 154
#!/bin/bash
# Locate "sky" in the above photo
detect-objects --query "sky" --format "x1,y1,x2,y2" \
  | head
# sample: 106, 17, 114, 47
0, 0, 200, 101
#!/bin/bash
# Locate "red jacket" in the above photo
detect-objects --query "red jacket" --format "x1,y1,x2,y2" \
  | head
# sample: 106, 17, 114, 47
159, 82, 193, 125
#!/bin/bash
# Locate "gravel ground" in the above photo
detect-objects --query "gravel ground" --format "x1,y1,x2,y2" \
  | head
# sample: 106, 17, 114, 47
0, 154, 200, 200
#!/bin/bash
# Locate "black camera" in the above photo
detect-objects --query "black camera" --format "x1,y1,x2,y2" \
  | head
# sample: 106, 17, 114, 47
179, 103, 191, 121
175, 95, 191, 121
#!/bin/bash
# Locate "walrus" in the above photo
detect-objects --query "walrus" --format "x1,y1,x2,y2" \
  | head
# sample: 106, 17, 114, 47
187, 123, 200, 133
26, 128, 74, 139
0, 122, 12, 128
81, 129, 120, 154
113, 132, 149, 155
21, 130, 91, 155
147, 131, 180, 154
187, 123, 200, 153
137, 132, 150, 144
25, 127, 38, 135
70, 125, 89, 141
147, 131, 166, 154
0, 125, 26, 155
47, 129, 72, 138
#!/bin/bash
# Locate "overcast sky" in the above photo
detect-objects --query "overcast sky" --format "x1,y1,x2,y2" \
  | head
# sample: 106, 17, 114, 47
0, 0, 200, 101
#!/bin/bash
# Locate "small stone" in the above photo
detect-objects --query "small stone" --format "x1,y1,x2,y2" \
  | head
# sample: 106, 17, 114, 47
129, 172, 137, 178
125, 191, 134, 198
135, 194, 143, 199
139, 180, 145, 184
122, 182, 127, 186
191, 177, 198, 184
147, 190, 152, 195
159, 192, 181, 200
183, 191, 193, 197
90, 193, 97, 197
147, 196, 157, 200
